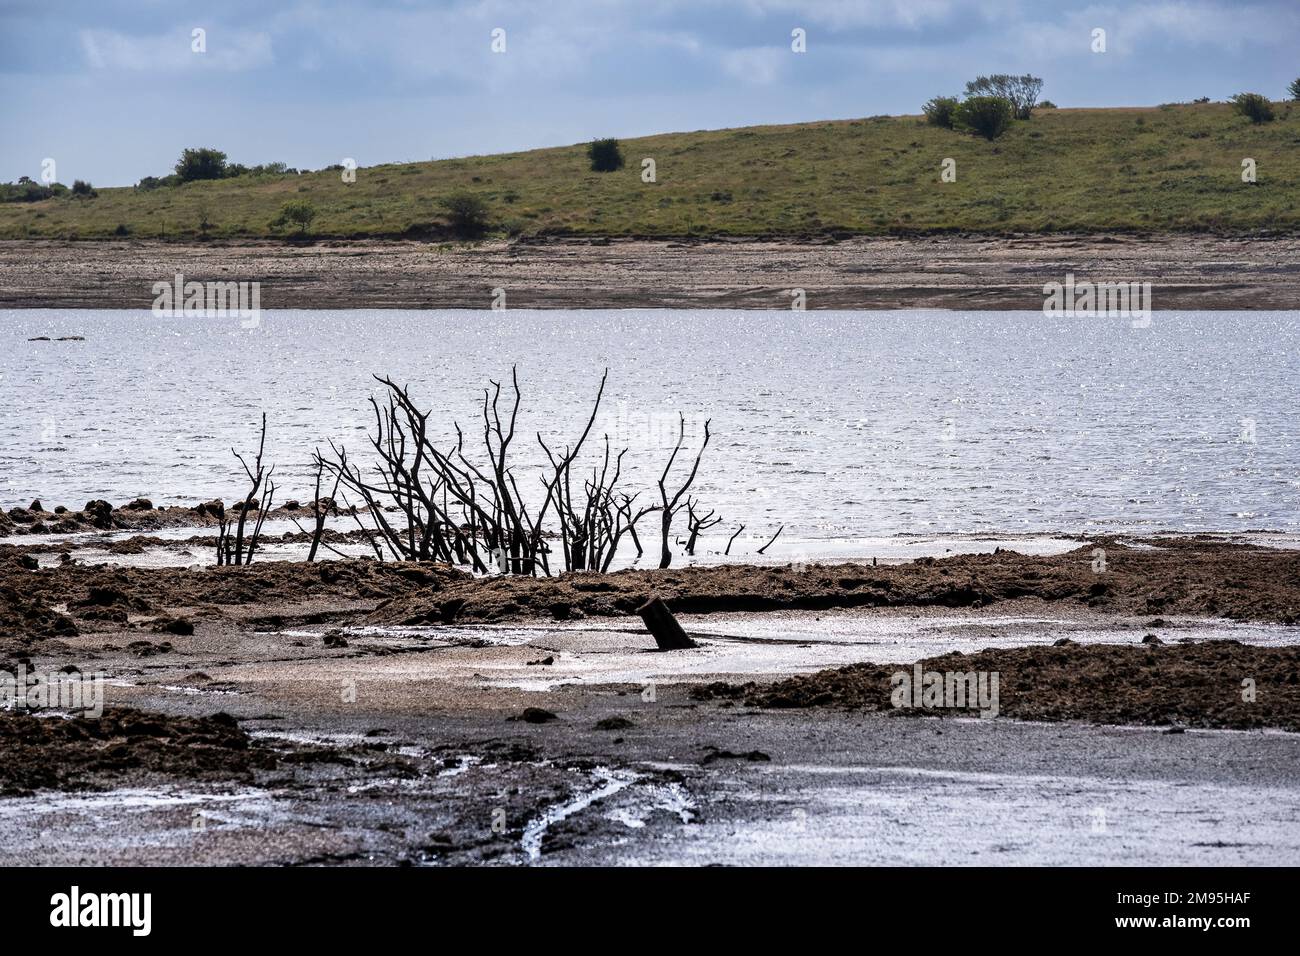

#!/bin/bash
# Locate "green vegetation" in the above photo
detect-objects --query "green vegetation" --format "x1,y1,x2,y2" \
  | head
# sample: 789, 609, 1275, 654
1232, 92, 1276, 124
439, 192, 491, 237
1289, 78, 1300, 102
587, 138, 625, 172
964, 74, 1043, 119
270, 199, 317, 235
175, 147, 230, 183
1, 177, 63, 202
2, 101, 1298, 239
953, 96, 1014, 140
922, 96, 959, 129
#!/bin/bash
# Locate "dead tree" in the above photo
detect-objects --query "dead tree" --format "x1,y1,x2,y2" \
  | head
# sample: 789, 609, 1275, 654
217, 413, 276, 566
315, 371, 717, 576
306, 450, 342, 561
545, 428, 659, 573
657, 414, 712, 569
321, 369, 619, 576
684, 497, 722, 556
537, 372, 611, 573
321, 381, 487, 570
285, 450, 343, 562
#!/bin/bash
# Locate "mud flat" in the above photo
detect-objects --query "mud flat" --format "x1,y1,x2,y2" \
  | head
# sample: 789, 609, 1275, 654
2, 534, 1299, 865
3, 233, 1299, 310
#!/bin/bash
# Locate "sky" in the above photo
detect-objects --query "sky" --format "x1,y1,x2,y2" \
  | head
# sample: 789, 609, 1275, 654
2, 0, 1297, 186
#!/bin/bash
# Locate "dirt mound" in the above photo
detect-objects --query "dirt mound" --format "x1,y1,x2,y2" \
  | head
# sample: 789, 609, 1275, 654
0, 707, 275, 795
0, 581, 78, 638
373, 537, 1300, 626
694, 641, 1300, 732
1, 560, 464, 631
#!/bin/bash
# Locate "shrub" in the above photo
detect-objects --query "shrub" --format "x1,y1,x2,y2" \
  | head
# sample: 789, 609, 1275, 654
954, 96, 1014, 140
587, 138, 624, 172
922, 96, 960, 128
1289, 78, 1300, 102
439, 193, 491, 238
70, 179, 96, 198
964, 74, 1043, 119
1231, 92, 1275, 123
174, 147, 228, 182
271, 199, 317, 235
1, 179, 55, 202
113, 223, 130, 236
247, 162, 290, 177
1038, 100, 1057, 109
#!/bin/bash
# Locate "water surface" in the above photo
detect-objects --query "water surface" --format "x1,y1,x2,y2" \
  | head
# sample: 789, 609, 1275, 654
4, 310, 1297, 544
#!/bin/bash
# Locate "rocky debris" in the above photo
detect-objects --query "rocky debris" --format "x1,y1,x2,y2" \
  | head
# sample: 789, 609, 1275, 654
1, 494, 322, 537
594, 716, 635, 731
0, 707, 272, 796
84, 499, 113, 530
693, 642, 1300, 732
370, 537, 1300, 628
195, 499, 225, 519
151, 615, 194, 636
126, 639, 173, 657
702, 748, 772, 764
510, 707, 559, 724
0, 580, 78, 638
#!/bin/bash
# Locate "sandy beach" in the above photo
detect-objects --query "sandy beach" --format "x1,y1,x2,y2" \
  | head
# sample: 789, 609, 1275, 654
5, 233, 1300, 310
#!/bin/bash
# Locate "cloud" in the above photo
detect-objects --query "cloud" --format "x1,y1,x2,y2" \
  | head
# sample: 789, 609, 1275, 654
730, 0, 1005, 30
720, 46, 787, 85
79, 28, 273, 72
1008, 2, 1300, 58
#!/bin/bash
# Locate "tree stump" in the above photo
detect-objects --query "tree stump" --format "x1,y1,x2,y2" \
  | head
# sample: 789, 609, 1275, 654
637, 596, 696, 650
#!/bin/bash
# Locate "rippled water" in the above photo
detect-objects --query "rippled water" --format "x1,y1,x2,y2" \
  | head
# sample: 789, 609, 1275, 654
2, 309, 1297, 540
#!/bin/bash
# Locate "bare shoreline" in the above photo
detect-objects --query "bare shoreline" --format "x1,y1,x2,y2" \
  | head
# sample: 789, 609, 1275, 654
4, 233, 1300, 310
3, 536, 1298, 864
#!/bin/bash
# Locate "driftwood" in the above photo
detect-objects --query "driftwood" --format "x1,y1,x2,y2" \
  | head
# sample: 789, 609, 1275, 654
637, 596, 696, 650
756, 524, 785, 555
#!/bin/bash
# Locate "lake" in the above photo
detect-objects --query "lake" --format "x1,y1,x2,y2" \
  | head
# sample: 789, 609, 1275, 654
3, 310, 1297, 551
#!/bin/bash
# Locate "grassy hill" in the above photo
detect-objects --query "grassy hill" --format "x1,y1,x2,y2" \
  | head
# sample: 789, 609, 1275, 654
3, 102, 1298, 240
